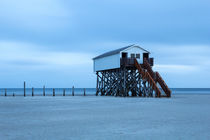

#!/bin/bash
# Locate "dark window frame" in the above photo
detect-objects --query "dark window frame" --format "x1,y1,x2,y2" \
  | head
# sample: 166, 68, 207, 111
130, 53, 135, 58
136, 54, 140, 59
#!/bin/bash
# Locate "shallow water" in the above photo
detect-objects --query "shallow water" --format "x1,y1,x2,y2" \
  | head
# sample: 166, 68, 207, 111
0, 95, 209, 140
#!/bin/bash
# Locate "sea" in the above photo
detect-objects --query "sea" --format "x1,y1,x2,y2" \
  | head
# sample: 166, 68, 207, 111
0, 88, 210, 96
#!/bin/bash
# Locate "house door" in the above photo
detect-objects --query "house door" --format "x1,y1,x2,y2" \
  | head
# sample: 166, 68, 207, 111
122, 52, 128, 58
143, 53, 149, 60
121, 52, 128, 66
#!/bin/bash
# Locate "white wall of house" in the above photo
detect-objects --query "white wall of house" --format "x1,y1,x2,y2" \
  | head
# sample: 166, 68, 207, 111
120, 46, 149, 64
93, 46, 150, 72
94, 53, 120, 72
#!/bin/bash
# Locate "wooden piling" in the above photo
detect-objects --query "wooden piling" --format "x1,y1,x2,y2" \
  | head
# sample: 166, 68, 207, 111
32, 87, 34, 96
96, 72, 99, 96
43, 86, 45, 96
13, 93, 15, 97
63, 89, 66, 96
24, 81, 26, 97
4, 89, 6, 96
84, 88, 86, 96
72, 86, 74, 96
53, 88, 55, 96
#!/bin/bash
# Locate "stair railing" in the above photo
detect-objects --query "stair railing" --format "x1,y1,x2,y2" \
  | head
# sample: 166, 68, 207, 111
156, 72, 171, 97
134, 59, 161, 97
143, 58, 171, 97
143, 58, 155, 78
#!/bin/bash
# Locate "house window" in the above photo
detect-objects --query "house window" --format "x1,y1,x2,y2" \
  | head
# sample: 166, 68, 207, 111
136, 54, 140, 59
131, 54, 135, 58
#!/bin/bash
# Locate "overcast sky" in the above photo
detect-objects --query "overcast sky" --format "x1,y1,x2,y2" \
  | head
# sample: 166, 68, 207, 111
0, 0, 210, 88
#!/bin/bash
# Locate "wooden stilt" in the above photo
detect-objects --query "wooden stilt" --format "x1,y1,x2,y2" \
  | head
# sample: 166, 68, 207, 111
63, 89, 65, 96
53, 88, 55, 96
24, 81, 26, 97
84, 88, 86, 96
32, 87, 34, 96
96, 72, 99, 96
72, 86, 74, 96
96, 66, 152, 97
5, 89, 7, 96
43, 86, 45, 96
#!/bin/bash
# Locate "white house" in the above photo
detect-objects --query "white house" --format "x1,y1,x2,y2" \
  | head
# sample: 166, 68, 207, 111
93, 45, 151, 72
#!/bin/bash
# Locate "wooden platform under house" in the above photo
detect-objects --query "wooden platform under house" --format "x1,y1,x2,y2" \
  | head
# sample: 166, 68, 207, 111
93, 45, 171, 97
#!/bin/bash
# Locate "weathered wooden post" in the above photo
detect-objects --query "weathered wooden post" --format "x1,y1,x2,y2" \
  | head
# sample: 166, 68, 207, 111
5, 89, 7, 96
53, 88, 55, 96
24, 81, 26, 97
32, 87, 34, 96
63, 89, 66, 96
96, 72, 99, 96
43, 86, 45, 96
72, 86, 74, 96
84, 88, 86, 96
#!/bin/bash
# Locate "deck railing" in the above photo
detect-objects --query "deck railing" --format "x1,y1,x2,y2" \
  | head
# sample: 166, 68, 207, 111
120, 58, 135, 66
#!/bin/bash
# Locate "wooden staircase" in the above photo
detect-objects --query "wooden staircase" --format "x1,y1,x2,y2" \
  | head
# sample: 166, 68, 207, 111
134, 59, 161, 97
134, 59, 171, 97
143, 59, 171, 97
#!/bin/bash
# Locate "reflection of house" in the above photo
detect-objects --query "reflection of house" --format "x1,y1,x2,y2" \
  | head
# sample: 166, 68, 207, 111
93, 45, 171, 98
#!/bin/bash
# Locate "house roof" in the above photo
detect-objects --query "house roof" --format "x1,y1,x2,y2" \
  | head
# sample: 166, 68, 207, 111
93, 45, 150, 60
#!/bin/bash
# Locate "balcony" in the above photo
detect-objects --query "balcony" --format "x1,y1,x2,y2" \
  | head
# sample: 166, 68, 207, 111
120, 58, 135, 67
121, 57, 154, 67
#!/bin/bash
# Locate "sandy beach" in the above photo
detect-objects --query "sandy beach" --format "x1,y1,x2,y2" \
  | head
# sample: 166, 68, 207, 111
0, 94, 210, 140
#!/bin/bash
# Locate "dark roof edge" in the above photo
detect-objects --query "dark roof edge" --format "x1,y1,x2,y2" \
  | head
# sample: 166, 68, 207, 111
92, 45, 134, 60
93, 45, 150, 60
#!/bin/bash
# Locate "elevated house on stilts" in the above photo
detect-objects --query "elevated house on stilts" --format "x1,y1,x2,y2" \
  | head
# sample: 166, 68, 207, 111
93, 45, 171, 97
